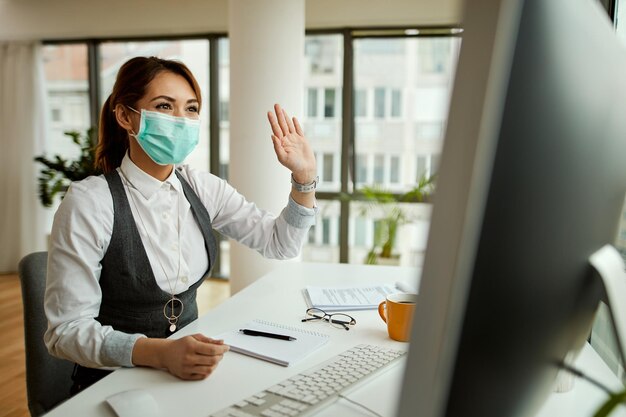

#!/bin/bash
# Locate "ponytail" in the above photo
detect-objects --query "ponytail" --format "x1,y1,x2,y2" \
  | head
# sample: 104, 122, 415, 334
95, 96, 129, 173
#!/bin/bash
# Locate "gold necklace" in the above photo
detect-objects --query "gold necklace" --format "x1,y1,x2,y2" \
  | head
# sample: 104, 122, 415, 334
120, 169, 184, 333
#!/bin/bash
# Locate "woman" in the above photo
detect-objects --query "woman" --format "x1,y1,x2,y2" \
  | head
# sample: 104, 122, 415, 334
44, 56, 318, 393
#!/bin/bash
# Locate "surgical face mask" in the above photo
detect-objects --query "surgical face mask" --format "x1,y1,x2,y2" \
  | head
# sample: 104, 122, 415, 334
128, 106, 200, 166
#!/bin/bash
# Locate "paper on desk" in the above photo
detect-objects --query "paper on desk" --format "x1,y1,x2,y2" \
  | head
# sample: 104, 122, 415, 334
303, 282, 417, 312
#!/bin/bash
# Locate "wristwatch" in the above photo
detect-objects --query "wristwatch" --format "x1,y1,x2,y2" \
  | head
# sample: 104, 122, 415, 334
291, 174, 319, 193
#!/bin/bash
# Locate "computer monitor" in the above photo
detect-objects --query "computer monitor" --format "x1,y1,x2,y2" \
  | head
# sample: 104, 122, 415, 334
397, 0, 626, 416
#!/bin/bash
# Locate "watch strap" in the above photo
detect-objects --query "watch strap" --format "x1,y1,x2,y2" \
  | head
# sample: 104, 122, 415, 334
291, 174, 319, 193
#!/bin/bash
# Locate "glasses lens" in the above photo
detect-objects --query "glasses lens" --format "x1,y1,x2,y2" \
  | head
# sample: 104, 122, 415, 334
306, 308, 326, 320
328, 314, 355, 329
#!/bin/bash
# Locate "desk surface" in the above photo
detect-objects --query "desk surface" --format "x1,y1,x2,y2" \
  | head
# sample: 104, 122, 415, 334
45, 262, 625, 417
45, 262, 418, 417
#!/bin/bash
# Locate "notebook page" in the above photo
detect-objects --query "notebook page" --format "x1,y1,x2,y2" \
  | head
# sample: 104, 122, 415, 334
214, 320, 329, 367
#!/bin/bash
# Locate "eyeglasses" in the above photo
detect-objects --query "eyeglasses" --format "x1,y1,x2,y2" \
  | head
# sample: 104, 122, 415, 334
301, 308, 356, 331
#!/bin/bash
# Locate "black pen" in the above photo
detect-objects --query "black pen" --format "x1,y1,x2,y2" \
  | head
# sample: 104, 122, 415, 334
239, 329, 297, 341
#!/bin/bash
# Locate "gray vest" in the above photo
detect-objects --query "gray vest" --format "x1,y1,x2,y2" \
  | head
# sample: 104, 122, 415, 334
97, 169, 218, 338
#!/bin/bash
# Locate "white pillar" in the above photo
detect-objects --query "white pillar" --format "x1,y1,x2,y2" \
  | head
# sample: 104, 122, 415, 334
228, 0, 305, 293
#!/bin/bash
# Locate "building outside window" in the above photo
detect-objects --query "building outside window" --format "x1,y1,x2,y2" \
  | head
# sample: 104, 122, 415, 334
351, 36, 460, 265
300, 35, 343, 261
43, 44, 90, 161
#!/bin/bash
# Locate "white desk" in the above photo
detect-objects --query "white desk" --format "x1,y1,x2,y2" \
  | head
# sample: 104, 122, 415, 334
45, 262, 417, 417
44, 262, 626, 417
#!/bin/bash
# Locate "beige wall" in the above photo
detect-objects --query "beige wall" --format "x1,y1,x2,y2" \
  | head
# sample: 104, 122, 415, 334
0, 0, 461, 41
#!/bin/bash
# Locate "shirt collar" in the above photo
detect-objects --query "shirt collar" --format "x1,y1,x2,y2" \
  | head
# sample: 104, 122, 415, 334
119, 153, 182, 200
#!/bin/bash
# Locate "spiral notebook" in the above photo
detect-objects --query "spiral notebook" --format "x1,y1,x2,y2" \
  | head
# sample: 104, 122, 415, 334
214, 319, 329, 367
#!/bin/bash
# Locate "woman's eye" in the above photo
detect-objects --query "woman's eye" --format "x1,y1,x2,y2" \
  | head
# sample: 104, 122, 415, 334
155, 102, 172, 110
187, 105, 199, 113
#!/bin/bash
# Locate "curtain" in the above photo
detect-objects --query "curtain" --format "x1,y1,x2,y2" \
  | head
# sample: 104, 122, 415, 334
0, 42, 48, 273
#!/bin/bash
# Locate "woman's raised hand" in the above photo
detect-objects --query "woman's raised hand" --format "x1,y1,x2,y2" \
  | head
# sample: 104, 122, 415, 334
267, 104, 317, 184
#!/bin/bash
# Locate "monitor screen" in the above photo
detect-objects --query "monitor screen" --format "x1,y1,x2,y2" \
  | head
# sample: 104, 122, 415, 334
397, 0, 626, 416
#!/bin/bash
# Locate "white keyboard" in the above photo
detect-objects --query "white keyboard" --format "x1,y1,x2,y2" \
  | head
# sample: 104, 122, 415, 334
209, 344, 406, 417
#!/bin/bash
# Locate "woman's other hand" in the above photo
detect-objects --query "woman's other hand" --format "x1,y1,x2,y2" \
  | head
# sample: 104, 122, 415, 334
133, 334, 229, 380
267, 103, 317, 185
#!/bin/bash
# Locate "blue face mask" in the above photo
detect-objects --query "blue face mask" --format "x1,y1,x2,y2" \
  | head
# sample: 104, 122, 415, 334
128, 107, 200, 166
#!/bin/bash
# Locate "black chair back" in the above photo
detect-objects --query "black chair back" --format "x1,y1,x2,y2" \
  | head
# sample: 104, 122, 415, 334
19, 252, 74, 416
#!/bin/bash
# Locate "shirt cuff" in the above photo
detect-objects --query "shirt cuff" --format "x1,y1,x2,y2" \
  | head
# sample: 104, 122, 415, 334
101, 331, 146, 367
283, 197, 318, 229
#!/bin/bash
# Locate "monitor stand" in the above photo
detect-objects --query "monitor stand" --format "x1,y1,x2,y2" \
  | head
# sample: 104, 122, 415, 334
590, 245, 626, 369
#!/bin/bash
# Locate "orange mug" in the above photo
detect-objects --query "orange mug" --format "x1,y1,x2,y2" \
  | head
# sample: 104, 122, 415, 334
378, 293, 417, 342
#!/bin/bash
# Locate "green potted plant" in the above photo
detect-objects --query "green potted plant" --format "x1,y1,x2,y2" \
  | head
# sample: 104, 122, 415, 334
34, 128, 100, 207
351, 174, 436, 265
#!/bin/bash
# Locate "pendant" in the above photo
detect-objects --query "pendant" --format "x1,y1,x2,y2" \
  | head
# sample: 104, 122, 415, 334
163, 296, 184, 333
168, 315, 178, 333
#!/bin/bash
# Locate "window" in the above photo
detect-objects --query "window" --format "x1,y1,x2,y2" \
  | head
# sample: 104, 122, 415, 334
322, 218, 331, 245
373, 154, 385, 183
324, 88, 336, 118
307, 88, 318, 118
390, 156, 400, 184
322, 153, 334, 183
43, 29, 460, 270
356, 154, 368, 184
355, 89, 367, 118
354, 36, 460, 194
416, 155, 428, 181
301, 34, 342, 196
374, 87, 386, 119
43, 44, 90, 162
391, 89, 402, 118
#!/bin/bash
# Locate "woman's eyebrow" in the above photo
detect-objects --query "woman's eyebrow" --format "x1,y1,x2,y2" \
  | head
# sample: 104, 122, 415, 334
150, 95, 175, 102
150, 95, 198, 104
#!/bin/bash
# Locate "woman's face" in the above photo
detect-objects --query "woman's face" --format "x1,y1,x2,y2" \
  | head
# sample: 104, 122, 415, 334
122, 70, 200, 170
133, 70, 199, 122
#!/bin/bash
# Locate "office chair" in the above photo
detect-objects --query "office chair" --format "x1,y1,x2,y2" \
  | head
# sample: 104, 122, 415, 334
19, 251, 74, 416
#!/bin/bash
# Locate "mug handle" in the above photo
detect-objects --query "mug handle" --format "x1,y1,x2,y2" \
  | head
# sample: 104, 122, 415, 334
378, 301, 387, 323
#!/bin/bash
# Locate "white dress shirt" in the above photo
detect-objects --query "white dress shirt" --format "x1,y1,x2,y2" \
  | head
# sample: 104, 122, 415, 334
44, 154, 316, 369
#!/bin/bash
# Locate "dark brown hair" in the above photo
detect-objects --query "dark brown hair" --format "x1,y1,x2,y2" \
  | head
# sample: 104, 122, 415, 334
95, 56, 202, 173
